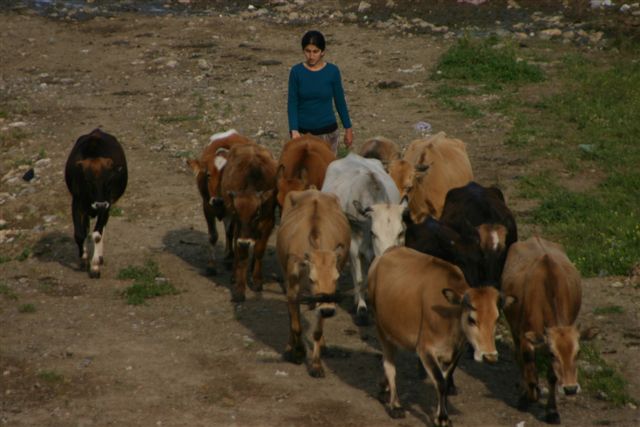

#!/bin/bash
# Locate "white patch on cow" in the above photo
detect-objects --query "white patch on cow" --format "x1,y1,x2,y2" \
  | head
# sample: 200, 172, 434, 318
491, 230, 499, 251
214, 155, 227, 171
91, 231, 103, 273
209, 129, 238, 142
91, 201, 110, 210
237, 238, 255, 248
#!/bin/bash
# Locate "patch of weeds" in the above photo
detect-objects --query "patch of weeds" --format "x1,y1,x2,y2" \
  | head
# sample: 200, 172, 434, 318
580, 341, 635, 406
158, 115, 201, 124
118, 260, 179, 305
15, 247, 31, 262
593, 305, 624, 315
37, 370, 64, 383
337, 146, 350, 159
0, 255, 11, 264
438, 97, 483, 118
18, 303, 36, 313
505, 112, 540, 147
0, 282, 18, 300
0, 110, 7, 119
110, 206, 124, 217
433, 37, 545, 85
37, 147, 47, 159
174, 150, 194, 159
12, 157, 33, 167
516, 173, 558, 199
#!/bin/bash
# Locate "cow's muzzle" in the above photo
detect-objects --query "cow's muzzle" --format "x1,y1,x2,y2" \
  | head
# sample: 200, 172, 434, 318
475, 351, 498, 364
562, 385, 579, 396
319, 306, 336, 318
91, 201, 110, 210
298, 293, 342, 306
237, 238, 254, 248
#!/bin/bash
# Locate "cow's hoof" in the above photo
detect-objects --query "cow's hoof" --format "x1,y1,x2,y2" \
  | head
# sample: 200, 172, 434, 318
308, 365, 325, 378
230, 292, 245, 303
248, 280, 263, 292
387, 406, 405, 419
435, 415, 452, 427
545, 411, 561, 424
517, 394, 530, 411
354, 310, 369, 326
283, 348, 305, 365
89, 269, 100, 279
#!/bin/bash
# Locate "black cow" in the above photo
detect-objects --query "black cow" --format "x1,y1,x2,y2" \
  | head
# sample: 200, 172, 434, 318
65, 129, 128, 278
440, 181, 518, 286
404, 214, 483, 287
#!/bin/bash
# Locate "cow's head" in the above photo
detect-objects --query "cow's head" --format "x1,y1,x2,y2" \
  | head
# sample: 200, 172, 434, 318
76, 157, 121, 211
276, 164, 308, 208
353, 200, 407, 257
443, 286, 516, 363
388, 159, 415, 201
524, 326, 581, 397
187, 147, 230, 204
295, 244, 346, 318
227, 189, 275, 246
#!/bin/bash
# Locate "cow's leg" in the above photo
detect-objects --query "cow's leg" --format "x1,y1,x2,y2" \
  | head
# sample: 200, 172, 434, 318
419, 352, 451, 427
89, 210, 110, 278
517, 341, 540, 410
250, 233, 269, 292
545, 367, 561, 424
203, 203, 219, 275
72, 199, 89, 269
444, 347, 463, 396
379, 336, 404, 418
349, 239, 368, 325
231, 241, 250, 302
309, 314, 326, 378
284, 276, 305, 364
223, 217, 234, 269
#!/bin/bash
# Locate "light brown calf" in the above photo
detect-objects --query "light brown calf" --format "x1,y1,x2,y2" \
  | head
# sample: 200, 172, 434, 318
502, 236, 583, 424
276, 135, 335, 209
403, 132, 473, 222
369, 246, 514, 426
276, 189, 350, 377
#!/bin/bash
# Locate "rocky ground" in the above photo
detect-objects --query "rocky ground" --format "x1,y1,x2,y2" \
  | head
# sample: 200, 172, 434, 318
1, 1, 639, 426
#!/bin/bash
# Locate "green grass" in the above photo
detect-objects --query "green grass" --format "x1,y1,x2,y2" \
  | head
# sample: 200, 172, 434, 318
593, 305, 625, 315
0, 255, 11, 264
580, 341, 635, 406
16, 247, 31, 262
118, 260, 179, 305
110, 206, 124, 217
433, 37, 545, 85
0, 282, 18, 300
18, 303, 36, 313
37, 370, 64, 383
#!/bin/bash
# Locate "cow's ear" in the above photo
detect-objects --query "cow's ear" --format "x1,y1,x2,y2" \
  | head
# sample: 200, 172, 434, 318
334, 243, 346, 264
499, 294, 517, 310
186, 159, 201, 175
442, 288, 463, 305
353, 200, 371, 217
524, 331, 545, 347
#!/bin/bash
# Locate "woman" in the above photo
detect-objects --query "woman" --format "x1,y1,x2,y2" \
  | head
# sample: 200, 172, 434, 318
287, 30, 354, 154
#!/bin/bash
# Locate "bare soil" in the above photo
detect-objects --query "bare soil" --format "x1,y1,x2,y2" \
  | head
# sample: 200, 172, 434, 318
1, 2, 639, 426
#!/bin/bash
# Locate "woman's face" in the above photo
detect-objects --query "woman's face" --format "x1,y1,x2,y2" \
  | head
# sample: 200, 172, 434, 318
303, 44, 324, 67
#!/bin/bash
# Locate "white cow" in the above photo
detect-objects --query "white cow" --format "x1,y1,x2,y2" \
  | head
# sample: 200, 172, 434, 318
321, 153, 405, 325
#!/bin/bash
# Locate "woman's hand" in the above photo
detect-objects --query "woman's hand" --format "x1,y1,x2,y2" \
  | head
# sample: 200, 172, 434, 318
344, 128, 353, 148
291, 130, 301, 139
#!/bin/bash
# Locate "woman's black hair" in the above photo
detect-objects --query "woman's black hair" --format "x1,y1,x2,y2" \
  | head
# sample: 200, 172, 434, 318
301, 30, 326, 51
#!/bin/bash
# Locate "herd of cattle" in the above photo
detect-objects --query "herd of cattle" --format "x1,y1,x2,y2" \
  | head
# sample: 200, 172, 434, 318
65, 128, 586, 426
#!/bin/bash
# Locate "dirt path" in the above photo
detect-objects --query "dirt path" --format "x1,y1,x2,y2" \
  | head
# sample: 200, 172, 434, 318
1, 7, 639, 427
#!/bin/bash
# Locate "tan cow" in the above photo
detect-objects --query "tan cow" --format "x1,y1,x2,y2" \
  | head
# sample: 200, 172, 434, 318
369, 246, 515, 426
276, 135, 335, 209
277, 189, 350, 377
358, 136, 400, 165
187, 129, 250, 274
501, 236, 583, 424
404, 132, 473, 222
220, 141, 278, 302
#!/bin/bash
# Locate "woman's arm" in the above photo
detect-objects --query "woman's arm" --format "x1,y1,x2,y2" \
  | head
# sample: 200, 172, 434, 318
287, 67, 300, 134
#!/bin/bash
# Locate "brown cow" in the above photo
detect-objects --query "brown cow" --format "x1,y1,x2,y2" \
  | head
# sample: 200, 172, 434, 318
358, 136, 400, 165
404, 132, 473, 222
65, 128, 128, 278
387, 159, 414, 201
276, 135, 335, 209
276, 189, 350, 377
220, 141, 278, 302
501, 236, 583, 424
187, 129, 250, 274
369, 246, 515, 426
